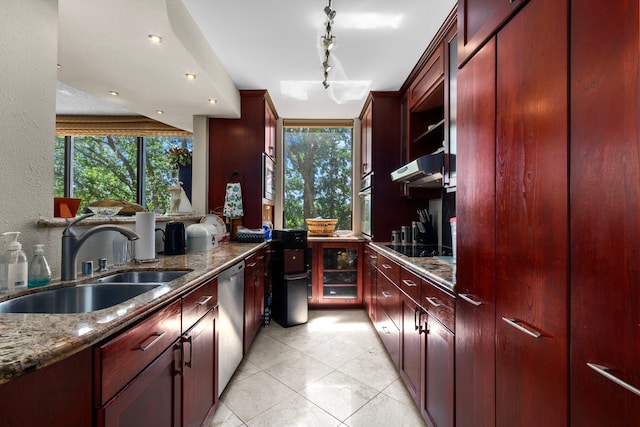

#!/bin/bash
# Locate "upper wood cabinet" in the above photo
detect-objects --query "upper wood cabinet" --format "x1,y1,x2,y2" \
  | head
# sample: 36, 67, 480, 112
458, 0, 529, 66
360, 100, 372, 177
408, 44, 444, 112
209, 90, 278, 229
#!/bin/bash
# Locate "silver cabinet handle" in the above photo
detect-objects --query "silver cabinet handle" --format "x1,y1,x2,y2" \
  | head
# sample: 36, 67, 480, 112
501, 317, 542, 338
403, 279, 418, 287
181, 335, 193, 368
247, 262, 257, 268
458, 293, 482, 306
587, 363, 640, 397
138, 331, 167, 351
381, 263, 392, 269
425, 296, 441, 307
196, 295, 213, 306
381, 291, 392, 298
370, 255, 378, 259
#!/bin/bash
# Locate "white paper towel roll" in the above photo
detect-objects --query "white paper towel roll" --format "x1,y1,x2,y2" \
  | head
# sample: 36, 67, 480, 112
135, 212, 156, 260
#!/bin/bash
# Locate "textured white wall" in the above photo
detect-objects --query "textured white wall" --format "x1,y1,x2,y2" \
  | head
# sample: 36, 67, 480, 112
0, 1, 61, 275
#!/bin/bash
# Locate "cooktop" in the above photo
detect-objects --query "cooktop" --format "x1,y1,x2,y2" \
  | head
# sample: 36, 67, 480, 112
385, 244, 452, 258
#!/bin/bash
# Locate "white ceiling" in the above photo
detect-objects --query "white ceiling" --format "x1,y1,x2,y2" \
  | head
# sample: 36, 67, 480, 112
57, 0, 456, 132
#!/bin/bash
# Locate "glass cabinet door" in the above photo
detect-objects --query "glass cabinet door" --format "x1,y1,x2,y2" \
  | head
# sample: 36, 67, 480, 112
322, 247, 358, 299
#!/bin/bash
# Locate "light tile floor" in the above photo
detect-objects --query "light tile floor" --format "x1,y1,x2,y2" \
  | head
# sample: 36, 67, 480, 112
210, 309, 426, 427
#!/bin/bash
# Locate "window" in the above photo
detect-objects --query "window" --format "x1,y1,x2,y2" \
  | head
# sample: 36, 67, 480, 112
283, 123, 353, 230
54, 135, 192, 214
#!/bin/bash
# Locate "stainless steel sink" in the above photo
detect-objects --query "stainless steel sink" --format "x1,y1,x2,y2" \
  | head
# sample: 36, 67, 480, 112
0, 283, 162, 314
95, 270, 189, 284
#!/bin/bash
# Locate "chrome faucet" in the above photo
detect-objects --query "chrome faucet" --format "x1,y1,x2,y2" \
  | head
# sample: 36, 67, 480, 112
61, 213, 140, 281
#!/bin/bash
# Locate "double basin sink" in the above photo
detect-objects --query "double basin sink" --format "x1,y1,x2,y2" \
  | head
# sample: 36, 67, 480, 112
0, 270, 190, 314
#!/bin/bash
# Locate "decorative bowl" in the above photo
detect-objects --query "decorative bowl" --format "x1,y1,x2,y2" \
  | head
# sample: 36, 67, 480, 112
88, 206, 123, 217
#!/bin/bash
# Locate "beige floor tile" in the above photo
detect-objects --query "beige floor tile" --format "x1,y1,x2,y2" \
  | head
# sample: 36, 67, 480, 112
338, 347, 399, 391
302, 336, 371, 369
264, 351, 334, 391
245, 333, 299, 370
299, 370, 380, 422
381, 378, 417, 407
230, 357, 262, 384
221, 371, 295, 422
246, 393, 341, 427
209, 401, 245, 427
344, 393, 427, 427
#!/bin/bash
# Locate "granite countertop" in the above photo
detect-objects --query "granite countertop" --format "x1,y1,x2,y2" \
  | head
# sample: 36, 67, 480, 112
0, 242, 266, 385
307, 234, 366, 243
369, 242, 455, 293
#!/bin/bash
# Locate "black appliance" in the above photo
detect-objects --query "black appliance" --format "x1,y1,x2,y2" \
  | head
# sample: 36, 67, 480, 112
164, 221, 186, 255
271, 229, 308, 327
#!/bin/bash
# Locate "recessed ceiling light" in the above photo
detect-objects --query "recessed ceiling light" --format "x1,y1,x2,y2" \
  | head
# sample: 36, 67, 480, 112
148, 34, 163, 43
156, 110, 164, 115
108, 91, 119, 96
208, 98, 218, 104
185, 73, 197, 80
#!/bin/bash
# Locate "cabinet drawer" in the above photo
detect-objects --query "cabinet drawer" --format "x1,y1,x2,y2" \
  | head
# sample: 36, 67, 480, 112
182, 278, 217, 332
378, 272, 401, 329
400, 267, 421, 304
376, 300, 400, 369
422, 281, 455, 332
95, 300, 181, 406
377, 253, 400, 285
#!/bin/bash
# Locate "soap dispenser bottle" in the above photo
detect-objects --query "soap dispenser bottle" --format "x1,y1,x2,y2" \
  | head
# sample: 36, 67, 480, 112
28, 244, 51, 288
0, 232, 28, 291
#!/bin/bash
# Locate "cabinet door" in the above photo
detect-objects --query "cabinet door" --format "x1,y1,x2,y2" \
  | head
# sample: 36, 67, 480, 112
400, 292, 423, 405
570, 0, 640, 425
458, 0, 528, 66
363, 245, 377, 322
495, 0, 568, 424
182, 308, 217, 427
264, 100, 277, 159
360, 101, 372, 177
98, 342, 181, 427
455, 36, 497, 427
422, 315, 454, 427
315, 243, 362, 306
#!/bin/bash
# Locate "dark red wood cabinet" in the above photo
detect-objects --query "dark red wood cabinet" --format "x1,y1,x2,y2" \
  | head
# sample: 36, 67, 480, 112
422, 311, 454, 427
209, 90, 278, 229
362, 244, 377, 322
569, 0, 640, 425
454, 36, 497, 427
458, 0, 528, 66
244, 249, 265, 352
400, 291, 423, 403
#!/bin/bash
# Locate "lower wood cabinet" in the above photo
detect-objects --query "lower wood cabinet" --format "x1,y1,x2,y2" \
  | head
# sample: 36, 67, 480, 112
371, 244, 455, 427
96, 277, 219, 427
244, 249, 265, 353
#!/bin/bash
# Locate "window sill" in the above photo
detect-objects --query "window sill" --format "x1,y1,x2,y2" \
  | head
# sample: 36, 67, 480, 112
36, 214, 205, 228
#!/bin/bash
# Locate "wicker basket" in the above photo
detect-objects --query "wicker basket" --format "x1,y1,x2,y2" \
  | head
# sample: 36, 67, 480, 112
306, 218, 338, 236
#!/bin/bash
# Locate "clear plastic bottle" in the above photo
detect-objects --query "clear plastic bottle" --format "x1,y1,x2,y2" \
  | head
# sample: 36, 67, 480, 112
28, 244, 51, 288
0, 232, 28, 291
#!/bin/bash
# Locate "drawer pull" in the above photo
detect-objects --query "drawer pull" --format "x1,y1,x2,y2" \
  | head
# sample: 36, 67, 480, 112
257, 255, 265, 260
501, 317, 542, 338
196, 295, 213, 306
381, 291, 392, 298
587, 363, 640, 397
414, 307, 421, 331
403, 279, 418, 287
247, 262, 257, 268
382, 325, 390, 334
370, 255, 378, 259
459, 293, 482, 306
381, 263, 392, 270
138, 331, 167, 351
181, 335, 193, 368
425, 296, 441, 307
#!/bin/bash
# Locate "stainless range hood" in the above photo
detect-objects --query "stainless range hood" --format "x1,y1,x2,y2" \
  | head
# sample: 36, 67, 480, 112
390, 151, 444, 188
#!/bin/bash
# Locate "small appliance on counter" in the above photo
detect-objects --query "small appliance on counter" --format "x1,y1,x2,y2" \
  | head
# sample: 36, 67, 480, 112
186, 223, 217, 252
163, 221, 186, 255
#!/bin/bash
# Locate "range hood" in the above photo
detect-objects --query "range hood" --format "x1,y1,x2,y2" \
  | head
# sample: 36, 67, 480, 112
390, 151, 444, 188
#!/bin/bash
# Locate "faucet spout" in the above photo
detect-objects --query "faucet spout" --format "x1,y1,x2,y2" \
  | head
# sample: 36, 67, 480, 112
61, 213, 140, 281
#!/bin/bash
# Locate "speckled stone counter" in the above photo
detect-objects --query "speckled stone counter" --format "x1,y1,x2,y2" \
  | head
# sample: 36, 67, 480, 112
307, 234, 366, 243
0, 242, 266, 385
369, 242, 455, 292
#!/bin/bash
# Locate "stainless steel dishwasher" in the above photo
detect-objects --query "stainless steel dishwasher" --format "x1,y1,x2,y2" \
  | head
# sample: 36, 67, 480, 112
218, 261, 245, 395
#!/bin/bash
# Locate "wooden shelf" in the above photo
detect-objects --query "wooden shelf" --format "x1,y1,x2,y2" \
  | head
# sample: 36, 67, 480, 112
413, 118, 445, 145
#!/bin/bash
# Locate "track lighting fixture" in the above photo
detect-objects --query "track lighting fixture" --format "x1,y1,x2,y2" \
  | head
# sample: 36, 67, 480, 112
321, 0, 336, 89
